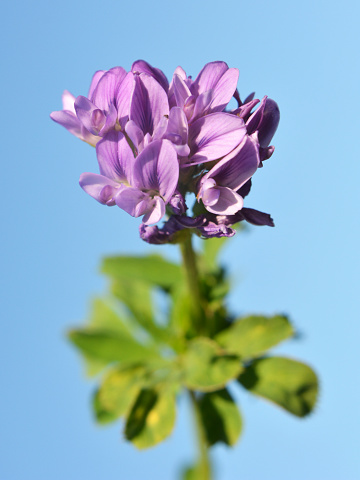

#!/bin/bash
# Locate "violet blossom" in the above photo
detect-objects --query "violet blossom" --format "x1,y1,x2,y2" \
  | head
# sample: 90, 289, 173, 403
51, 60, 279, 241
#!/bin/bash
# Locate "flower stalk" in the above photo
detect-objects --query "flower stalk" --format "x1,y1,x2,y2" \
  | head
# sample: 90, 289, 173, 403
189, 390, 212, 480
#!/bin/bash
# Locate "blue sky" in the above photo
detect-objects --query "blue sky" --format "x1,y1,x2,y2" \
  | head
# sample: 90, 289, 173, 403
1, 0, 359, 479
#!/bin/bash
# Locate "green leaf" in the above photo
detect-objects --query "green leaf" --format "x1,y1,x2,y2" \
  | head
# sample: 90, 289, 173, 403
68, 329, 161, 364
101, 255, 182, 291
215, 315, 294, 359
180, 464, 202, 480
89, 298, 131, 334
94, 365, 147, 422
124, 388, 176, 449
169, 284, 198, 340
93, 389, 119, 424
72, 298, 137, 376
182, 338, 243, 392
111, 278, 173, 345
198, 388, 243, 446
238, 356, 318, 417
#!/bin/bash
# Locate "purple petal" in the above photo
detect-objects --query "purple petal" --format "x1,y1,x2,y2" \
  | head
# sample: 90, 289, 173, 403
79, 172, 121, 205
246, 96, 267, 134
259, 145, 275, 164
209, 68, 239, 113
87, 70, 105, 99
61, 90, 76, 113
257, 99, 280, 147
202, 186, 220, 207
168, 192, 187, 214
191, 89, 214, 121
199, 222, 236, 238
203, 134, 260, 190
202, 186, 244, 215
139, 224, 170, 244
192, 61, 229, 96
231, 99, 260, 120
243, 92, 256, 104
237, 179, 252, 198
173, 74, 191, 109
131, 140, 178, 202
163, 107, 190, 155
50, 110, 83, 138
125, 120, 145, 153
131, 60, 169, 92
130, 73, 169, 135
116, 72, 135, 128
187, 113, 246, 166
75, 96, 105, 135
230, 207, 275, 226
91, 67, 127, 112
142, 196, 166, 224
96, 131, 133, 182
100, 103, 118, 135
115, 187, 148, 216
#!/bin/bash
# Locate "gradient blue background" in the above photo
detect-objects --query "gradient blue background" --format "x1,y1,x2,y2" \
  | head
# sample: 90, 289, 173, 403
1, 0, 359, 478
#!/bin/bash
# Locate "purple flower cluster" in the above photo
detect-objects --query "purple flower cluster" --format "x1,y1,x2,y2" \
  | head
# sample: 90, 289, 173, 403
51, 60, 279, 242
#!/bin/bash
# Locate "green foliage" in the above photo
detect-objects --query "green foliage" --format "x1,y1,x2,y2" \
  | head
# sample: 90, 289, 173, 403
94, 365, 148, 421
182, 338, 243, 392
198, 388, 242, 446
124, 387, 176, 449
181, 464, 203, 480
68, 329, 161, 364
215, 314, 294, 359
239, 356, 318, 417
101, 254, 183, 291
69, 251, 319, 453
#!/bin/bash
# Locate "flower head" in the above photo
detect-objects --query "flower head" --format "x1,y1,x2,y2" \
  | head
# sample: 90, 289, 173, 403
51, 60, 279, 240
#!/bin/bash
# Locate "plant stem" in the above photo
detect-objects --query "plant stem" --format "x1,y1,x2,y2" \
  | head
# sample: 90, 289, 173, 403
179, 232, 206, 334
179, 232, 201, 300
189, 390, 212, 480
180, 234, 212, 478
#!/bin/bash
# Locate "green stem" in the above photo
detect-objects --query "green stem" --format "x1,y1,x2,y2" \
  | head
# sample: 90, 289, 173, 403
179, 232, 201, 301
179, 232, 206, 334
189, 390, 212, 480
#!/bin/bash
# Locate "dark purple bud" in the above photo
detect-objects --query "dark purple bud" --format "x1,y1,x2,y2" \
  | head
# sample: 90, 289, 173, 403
225, 207, 275, 227
169, 192, 187, 215
257, 99, 280, 147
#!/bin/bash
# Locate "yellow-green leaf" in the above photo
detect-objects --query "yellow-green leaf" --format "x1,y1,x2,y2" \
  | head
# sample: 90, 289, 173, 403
216, 315, 293, 359
95, 365, 148, 422
182, 338, 242, 392
124, 388, 176, 449
68, 329, 160, 364
101, 255, 182, 291
198, 388, 243, 446
238, 356, 318, 417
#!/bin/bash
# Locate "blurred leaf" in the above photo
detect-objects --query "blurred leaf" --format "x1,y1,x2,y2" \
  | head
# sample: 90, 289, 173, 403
238, 356, 318, 417
216, 315, 294, 359
198, 388, 242, 446
93, 389, 119, 424
111, 278, 173, 345
74, 298, 135, 376
170, 284, 198, 341
102, 255, 182, 291
89, 298, 131, 334
182, 338, 242, 392
124, 388, 176, 449
180, 464, 202, 480
111, 278, 153, 326
94, 365, 147, 422
68, 329, 161, 364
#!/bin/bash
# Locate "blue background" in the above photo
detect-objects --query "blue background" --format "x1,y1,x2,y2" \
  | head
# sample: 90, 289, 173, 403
1, 0, 359, 478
